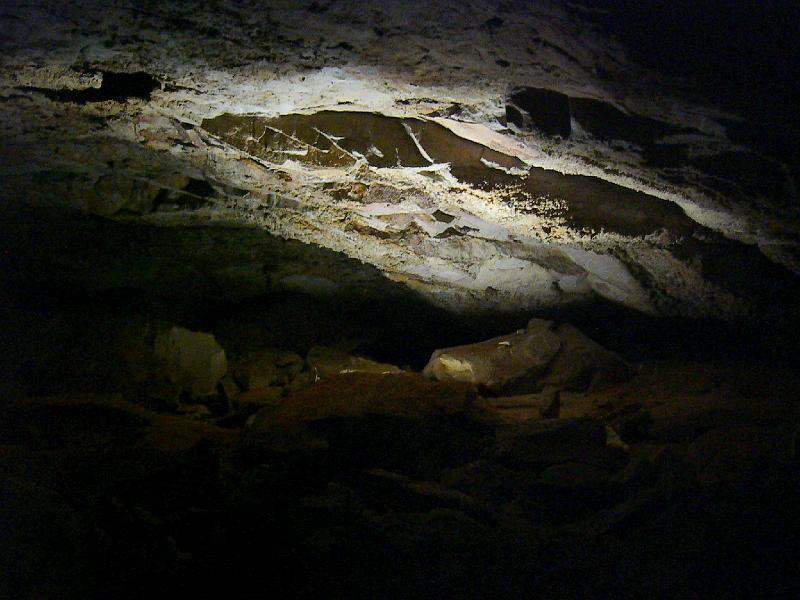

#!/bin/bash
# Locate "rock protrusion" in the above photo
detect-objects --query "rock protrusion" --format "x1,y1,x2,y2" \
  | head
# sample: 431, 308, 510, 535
153, 325, 228, 398
423, 319, 632, 394
245, 372, 482, 453
306, 345, 403, 378
422, 318, 561, 393
539, 323, 633, 391
485, 387, 560, 422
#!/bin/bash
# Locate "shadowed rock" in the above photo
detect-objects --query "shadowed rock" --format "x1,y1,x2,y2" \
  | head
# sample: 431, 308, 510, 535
422, 318, 561, 393
423, 319, 632, 393
231, 347, 303, 390
20, 71, 159, 104
246, 372, 483, 453
153, 325, 227, 398
494, 418, 628, 470
507, 86, 572, 137
485, 387, 560, 422
539, 323, 633, 391
306, 345, 403, 378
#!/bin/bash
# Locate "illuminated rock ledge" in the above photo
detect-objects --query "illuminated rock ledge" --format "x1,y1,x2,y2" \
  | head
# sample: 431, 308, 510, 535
2, 0, 798, 320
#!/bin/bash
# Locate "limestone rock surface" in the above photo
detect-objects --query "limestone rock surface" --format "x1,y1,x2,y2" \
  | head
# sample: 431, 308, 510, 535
246, 372, 481, 452
306, 345, 403, 378
422, 319, 561, 392
539, 324, 633, 391
153, 326, 227, 398
423, 319, 632, 393
1, 0, 797, 324
232, 347, 304, 391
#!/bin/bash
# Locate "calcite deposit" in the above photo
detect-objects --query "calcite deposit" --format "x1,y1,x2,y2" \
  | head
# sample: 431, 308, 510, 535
2, 0, 798, 322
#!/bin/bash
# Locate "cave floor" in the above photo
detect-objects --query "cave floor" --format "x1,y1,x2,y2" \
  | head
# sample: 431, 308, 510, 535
2, 357, 798, 599
2, 2, 799, 597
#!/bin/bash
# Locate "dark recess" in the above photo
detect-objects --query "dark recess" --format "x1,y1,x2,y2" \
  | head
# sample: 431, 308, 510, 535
574, 0, 800, 192
569, 97, 693, 147
506, 86, 572, 137
2, 214, 798, 375
19, 71, 159, 103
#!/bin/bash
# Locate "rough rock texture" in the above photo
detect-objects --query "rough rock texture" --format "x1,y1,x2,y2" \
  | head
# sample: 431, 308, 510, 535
246, 372, 481, 451
2, 4, 798, 595
231, 348, 303, 390
306, 345, 403, 378
2, 357, 799, 598
538, 323, 633, 391
485, 387, 561, 422
152, 326, 227, 398
1, 0, 798, 324
424, 318, 631, 393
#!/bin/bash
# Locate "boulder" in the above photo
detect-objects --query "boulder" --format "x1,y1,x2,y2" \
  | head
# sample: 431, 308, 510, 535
538, 324, 633, 392
224, 348, 310, 416
494, 418, 628, 469
422, 318, 561, 393
245, 372, 482, 453
306, 345, 402, 378
231, 348, 303, 391
153, 326, 227, 398
485, 387, 560, 422
423, 319, 632, 394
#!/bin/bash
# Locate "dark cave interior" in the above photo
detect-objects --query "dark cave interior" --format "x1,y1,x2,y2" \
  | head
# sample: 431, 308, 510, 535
1, 1, 799, 599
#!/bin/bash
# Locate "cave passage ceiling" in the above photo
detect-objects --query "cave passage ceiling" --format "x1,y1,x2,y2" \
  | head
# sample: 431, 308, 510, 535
1, 0, 799, 323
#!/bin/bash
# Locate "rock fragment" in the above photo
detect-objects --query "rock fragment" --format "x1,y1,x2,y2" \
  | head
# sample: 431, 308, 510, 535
423, 319, 632, 393
153, 326, 227, 398
422, 318, 561, 393
306, 345, 403, 378
485, 387, 560, 422
539, 323, 633, 391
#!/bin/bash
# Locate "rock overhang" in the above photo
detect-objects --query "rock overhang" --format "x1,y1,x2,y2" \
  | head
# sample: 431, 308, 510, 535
1, 0, 798, 326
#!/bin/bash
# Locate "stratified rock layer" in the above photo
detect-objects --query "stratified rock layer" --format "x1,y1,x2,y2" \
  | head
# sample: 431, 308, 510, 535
1, 0, 798, 324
